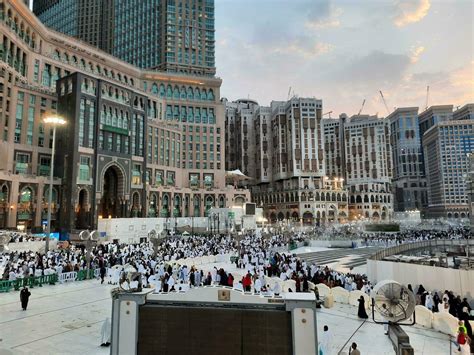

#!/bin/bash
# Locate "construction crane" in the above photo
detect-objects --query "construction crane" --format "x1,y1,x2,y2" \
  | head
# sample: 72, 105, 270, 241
425, 86, 430, 110
358, 99, 366, 115
287, 86, 292, 100
323, 111, 333, 118
379, 90, 390, 115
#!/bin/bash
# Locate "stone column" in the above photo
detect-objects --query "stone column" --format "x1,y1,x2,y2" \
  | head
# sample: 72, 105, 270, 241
7, 179, 19, 228
35, 182, 44, 227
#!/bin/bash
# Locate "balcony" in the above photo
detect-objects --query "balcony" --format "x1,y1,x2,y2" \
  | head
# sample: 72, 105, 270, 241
15, 163, 30, 175
38, 165, 50, 176
190, 180, 200, 189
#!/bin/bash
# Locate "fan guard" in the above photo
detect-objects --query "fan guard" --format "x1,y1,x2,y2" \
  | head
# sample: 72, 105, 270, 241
372, 280, 415, 322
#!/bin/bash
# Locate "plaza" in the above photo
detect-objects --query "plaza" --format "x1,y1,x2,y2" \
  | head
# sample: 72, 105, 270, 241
0, 271, 455, 355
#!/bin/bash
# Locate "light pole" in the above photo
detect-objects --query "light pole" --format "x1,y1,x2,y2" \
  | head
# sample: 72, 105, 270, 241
44, 115, 66, 254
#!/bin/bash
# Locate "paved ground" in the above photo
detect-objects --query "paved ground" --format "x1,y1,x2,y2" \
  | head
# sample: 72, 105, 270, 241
0, 279, 454, 355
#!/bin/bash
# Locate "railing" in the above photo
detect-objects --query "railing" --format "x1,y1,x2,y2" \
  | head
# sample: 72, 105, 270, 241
0, 274, 58, 292
370, 239, 474, 261
0, 269, 99, 292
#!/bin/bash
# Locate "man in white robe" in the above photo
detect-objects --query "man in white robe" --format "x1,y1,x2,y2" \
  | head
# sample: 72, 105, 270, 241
100, 317, 111, 347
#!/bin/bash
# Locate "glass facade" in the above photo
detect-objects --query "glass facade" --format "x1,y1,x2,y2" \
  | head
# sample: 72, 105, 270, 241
35, 0, 216, 75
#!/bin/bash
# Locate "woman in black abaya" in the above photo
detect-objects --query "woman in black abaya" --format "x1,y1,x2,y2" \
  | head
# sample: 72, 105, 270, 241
358, 295, 369, 319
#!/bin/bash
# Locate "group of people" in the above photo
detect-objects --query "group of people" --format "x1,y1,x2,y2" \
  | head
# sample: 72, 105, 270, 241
2, 227, 473, 352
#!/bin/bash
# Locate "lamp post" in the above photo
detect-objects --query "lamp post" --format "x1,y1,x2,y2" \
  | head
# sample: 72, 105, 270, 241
44, 115, 66, 254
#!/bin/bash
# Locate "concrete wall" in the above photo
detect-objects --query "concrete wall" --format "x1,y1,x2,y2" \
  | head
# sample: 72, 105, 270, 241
7, 240, 57, 253
97, 215, 257, 243
367, 260, 474, 300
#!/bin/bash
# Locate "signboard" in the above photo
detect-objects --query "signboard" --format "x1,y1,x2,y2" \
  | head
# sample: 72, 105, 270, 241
228, 212, 235, 219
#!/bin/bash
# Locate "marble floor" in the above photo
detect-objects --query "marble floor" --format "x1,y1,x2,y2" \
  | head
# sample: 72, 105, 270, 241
0, 279, 456, 355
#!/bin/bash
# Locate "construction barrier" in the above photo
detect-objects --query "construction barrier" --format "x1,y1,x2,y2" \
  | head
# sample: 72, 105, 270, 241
0, 274, 58, 293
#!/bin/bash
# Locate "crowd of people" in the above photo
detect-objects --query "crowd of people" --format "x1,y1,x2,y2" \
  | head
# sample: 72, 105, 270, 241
2, 227, 473, 352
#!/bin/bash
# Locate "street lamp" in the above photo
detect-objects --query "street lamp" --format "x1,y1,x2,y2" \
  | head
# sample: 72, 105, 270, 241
44, 115, 66, 254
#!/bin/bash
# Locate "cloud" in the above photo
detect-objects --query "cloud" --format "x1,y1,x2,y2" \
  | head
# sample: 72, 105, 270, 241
335, 51, 411, 85
271, 41, 334, 59
306, 1, 342, 29
410, 46, 425, 63
393, 0, 431, 27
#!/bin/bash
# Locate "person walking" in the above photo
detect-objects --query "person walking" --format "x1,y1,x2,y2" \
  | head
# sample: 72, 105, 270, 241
357, 296, 369, 319
349, 342, 361, 355
20, 286, 31, 311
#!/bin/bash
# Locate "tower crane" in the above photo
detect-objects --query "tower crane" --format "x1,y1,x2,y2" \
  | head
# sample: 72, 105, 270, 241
425, 86, 430, 110
379, 91, 391, 115
358, 99, 366, 115
323, 111, 333, 119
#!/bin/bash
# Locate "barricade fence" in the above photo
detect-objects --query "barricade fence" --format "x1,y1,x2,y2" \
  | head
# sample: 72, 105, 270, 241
0, 253, 236, 293
0, 268, 98, 292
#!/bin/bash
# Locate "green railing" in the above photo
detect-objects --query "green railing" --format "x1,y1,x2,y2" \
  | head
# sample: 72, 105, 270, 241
0, 274, 58, 293
0, 269, 99, 293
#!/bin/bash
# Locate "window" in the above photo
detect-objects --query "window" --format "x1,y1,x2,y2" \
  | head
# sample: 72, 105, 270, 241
79, 156, 90, 181
132, 164, 141, 185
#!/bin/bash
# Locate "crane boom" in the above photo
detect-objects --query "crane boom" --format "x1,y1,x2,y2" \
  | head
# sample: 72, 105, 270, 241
287, 86, 292, 100
323, 111, 333, 118
379, 91, 390, 115
358, 99, 366, 115
425, 86, 430, 110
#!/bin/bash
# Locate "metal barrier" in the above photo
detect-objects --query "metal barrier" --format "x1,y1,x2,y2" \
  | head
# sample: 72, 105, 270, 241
0, 274, 58, 292
59, 271, 77, 283
369, 239, 474, 261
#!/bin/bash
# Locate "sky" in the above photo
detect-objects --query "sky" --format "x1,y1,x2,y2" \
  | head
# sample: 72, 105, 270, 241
215, 0, 474, 116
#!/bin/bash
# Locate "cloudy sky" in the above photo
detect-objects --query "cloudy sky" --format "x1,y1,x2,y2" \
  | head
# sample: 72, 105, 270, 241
215, 0, 473, 116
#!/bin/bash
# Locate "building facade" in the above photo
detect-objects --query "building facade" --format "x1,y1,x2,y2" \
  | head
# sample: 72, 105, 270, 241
423, 104, 474, 219
33, 0, 114, 53
34, 0, 216, 75
387, 107, 427, 213
0, 0, 248, 232
467, 153, 474, 231
225, 98, 349, 225
343, 115, 393, 221
322, 114, 346, 180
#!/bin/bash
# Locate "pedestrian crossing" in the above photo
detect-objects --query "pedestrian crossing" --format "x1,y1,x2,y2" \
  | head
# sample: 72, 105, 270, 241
297, 247, 384, 269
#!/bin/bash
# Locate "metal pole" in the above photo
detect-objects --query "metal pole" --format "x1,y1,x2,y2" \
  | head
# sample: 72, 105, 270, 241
45, 125, 56, 254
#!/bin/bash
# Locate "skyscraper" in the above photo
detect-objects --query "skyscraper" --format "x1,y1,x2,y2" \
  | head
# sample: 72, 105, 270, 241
225, 98, 349, 225
33, 0, 114, 53
0, 0, 247, 232
423, 104, 474, 218
33, 0, 216, 76
342, 115, 393, 221
387, 107, 427, 213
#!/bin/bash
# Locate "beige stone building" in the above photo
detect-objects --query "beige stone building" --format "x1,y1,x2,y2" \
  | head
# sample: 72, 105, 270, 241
322, 115, 394, 221
0, 0, 248, 232
225, 97, 348, 225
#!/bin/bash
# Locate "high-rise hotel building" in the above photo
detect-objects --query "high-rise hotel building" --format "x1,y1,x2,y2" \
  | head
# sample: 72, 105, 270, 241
0, 0, 248, 232
387, 107, 427, 213
322, 115, 394, 221
423, 104, 474, 218
33, 0, 216, 76
226, 98, 348, 225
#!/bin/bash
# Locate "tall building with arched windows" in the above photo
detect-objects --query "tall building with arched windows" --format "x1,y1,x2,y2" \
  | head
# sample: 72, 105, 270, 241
0, 0, 247, 233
